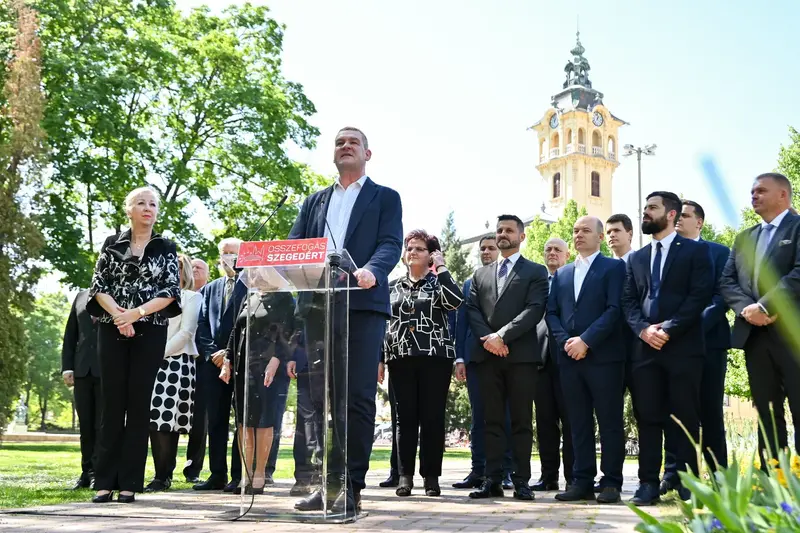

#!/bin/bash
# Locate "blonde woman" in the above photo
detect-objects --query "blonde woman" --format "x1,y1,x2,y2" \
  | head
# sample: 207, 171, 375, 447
87, 186, 181, 503
145, 254, 201, 492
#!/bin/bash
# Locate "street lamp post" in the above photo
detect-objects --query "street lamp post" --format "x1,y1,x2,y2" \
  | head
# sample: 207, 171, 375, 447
622, 143, 657, 248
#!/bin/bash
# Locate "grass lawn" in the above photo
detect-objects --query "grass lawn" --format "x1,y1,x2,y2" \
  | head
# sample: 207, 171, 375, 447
0, 441, 472, 509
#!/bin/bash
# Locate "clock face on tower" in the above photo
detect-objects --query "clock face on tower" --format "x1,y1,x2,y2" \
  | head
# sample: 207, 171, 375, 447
549, 114, 559, 129
592, 111, 604, 127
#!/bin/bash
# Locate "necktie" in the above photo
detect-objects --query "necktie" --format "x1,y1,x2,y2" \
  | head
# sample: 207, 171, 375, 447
754, 223, 775, 284
649, 242, 663, 319
498, 258, 510, 279
548, 274, 553, 294
223, 277, 234, 308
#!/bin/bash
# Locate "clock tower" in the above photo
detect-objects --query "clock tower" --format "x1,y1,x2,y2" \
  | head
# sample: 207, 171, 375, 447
532, 32, 626, 223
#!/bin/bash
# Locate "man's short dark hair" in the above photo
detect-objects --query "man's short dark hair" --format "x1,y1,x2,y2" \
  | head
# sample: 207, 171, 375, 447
337, 126, 369, 150
478, 235, 497, 247
646, 191, 682, 218
497, 214, 524, 233
756, 172, 793, 197
606, 213, 633, 233
682, 200, 705, 221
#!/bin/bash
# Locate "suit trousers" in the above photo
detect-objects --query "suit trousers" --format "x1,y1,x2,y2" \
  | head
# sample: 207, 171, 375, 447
476, 357, 538, 484
388, 376, 399, 477
293, 370, 323, 484
183, 361, 207, 480
201, 358, 241, 481
466, 362, 513, 477
560, 362, 625, 489
388, 356, 452, 478
95, 323, 167, 492
534, 359, 573, 484
149, 430, 180, 481
745, 327, 800, 466
664, 348, 728, 482
74, 376, 102, 476
632, 354, 702, 485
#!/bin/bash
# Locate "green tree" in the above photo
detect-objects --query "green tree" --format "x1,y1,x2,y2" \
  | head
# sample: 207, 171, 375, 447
23, 293, 72, 430
440, 211, 471, 286
0, 0, 47, 437
521, 200, 610, 264
37, 0, 321, 287
777, 126, 800, 207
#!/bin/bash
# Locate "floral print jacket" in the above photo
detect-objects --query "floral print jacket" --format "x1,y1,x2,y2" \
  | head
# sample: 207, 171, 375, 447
87, 229, 182, 326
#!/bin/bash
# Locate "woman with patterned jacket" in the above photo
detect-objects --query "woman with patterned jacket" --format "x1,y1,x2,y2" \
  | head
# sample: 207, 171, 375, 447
380, 229, 463, 498
86, 186, 181, 504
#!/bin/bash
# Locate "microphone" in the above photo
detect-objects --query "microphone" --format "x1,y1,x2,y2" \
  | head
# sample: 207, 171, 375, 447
248, 193, 288, 241
324, 216, 342, 269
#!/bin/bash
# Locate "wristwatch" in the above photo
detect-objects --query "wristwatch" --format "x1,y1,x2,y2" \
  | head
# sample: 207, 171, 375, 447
138, 307, 146, 317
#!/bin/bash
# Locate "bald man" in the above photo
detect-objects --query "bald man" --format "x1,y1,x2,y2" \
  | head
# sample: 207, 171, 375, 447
191, 259, 210, 291
546, 217, 627, 504
530, 238, 573, 493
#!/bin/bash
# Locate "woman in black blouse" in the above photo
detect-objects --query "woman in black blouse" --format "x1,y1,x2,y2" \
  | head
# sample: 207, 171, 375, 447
87, 186, 181, 503
382, 230, 463, 497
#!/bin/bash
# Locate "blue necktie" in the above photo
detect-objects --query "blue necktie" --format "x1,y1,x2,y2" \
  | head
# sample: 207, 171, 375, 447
649, 242, 663, 319
498, 258, 510, 279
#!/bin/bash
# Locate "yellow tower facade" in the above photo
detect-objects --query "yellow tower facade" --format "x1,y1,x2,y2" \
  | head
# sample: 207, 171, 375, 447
531, 33, 626, 223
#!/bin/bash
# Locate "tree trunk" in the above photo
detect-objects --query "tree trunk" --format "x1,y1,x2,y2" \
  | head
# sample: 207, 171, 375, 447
24, 383, 31, 426
86, 181, 93, 251
40, 394, 47, 431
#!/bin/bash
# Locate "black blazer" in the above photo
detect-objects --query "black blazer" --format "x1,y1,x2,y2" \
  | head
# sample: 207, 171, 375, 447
622, 234, 714, 359
466, 255, 549, 364
546, 255, 627, 365
702, 239, 732, 351
720, 213, 800, 349
61, 290, 99, 378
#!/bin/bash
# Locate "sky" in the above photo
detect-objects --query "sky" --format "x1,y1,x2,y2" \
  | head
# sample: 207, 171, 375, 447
178, 0, 799, 241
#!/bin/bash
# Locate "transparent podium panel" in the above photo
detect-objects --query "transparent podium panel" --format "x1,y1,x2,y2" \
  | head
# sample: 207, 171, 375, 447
232, 247, 363, 523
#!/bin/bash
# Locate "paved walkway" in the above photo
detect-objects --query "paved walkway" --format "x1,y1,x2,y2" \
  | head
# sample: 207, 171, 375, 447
0, 461, 676, 532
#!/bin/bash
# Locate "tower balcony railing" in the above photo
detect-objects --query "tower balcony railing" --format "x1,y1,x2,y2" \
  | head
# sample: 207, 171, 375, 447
577, 143, 586, 154
566, 143, 574, 154
539, 154, 545, 163
549, 148, 560, 158
609, 151, 616, 161
592, 146, 603, 156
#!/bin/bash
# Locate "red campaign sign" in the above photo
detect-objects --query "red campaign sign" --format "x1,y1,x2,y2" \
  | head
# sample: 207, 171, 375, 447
236, 238, 328, 267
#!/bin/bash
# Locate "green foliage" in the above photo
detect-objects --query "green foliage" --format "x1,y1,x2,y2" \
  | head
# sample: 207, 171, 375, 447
36, 0, 321, 287
521, 200, 610, 264
777, 126, 800, 208
22, 293, 72, 431
440, 211, 472, 286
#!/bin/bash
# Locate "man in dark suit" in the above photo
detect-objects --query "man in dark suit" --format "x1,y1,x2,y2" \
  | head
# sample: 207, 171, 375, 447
453, 236, 514, 490
720, 173, 800, 467
530, 237, 573, 493
62, 289, 100, 490
660, 200, 731, 495
193, 238, 248, 492
547, 217, 627, 504
289, 127, 403, 514
622, 191, 713, 506
466, 214, 549, 501
183, 275, 208, 484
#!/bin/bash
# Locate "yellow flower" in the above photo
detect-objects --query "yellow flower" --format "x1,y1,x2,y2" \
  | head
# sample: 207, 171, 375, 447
791, 456, 800, 472
775, 468, 788, 487
769, 458, 780, 467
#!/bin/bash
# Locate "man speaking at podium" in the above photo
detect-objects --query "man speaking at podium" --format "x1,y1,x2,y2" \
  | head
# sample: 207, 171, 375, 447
288, 126, 403, 514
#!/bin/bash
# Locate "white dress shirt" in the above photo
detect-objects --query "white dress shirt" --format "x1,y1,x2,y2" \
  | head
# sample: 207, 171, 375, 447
325, 175, 368, 251
574, 250, 601, 300
650, 230, 678, 274
761, 209, 790, 242
496, 252, 521, 293
618, 249, 634, 263
165, 289, 201, 358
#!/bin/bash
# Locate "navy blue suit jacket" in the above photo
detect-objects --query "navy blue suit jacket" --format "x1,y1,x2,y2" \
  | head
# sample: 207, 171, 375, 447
288, 177, 403, 316
546, 254, 627, 365
701, 239, 732, 351
196, 276, 248, 361
456, 278, 476, 363
622, 234, 714, 359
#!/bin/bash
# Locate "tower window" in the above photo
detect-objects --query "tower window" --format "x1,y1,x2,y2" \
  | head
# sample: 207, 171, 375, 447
553, 173, 561, 199
591, 171, 600, 197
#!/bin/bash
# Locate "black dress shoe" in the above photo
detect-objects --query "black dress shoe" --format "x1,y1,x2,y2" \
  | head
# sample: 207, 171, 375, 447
676, 486, 691, 501
631, 483, 661, 506
117, 492, 135, 504
596, 487, 621, 504
290, 482, 314, 496
396, 475, 413, 497
513, 482, 534, 501
264, 474, 274, 485
555, 485, 595, 502
295, 489, 335, 511
184, 475, 201, 484
424, 477, 441, 497
593, 481, 602, 493
331, 488, 360, 515
659, 477, 679, 495
71, 474, 92, 491
193, 477, 227, 491
144, 479, 170, 493
452, 472, 483, 489
502, 478, 514, 490
469, 479, 504, 499
223, 479, 240, 493
91, 491, 113, 503
379, 474, 399, 488
530, 479, 559, 491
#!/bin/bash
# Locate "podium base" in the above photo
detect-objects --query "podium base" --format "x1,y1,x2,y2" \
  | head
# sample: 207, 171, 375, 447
224, 508, 368, 524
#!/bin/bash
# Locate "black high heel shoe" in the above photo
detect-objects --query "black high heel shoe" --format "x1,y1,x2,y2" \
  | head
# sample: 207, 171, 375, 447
92, 491, 113, 503
117, 492, 136, 503
395, 475, 413, 497
424, 477, 441, 497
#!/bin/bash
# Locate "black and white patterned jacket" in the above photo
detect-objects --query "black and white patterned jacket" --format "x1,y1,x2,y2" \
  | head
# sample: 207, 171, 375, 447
383, 270, 464, 362
87, 229, 182, 326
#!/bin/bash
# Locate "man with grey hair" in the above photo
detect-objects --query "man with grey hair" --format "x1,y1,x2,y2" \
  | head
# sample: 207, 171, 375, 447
531, 238, 573, 493
191, 259, 210, 291
193, 237, 246, 492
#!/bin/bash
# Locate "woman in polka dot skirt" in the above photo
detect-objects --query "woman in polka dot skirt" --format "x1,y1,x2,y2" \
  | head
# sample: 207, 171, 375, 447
145, 254, 202, 492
